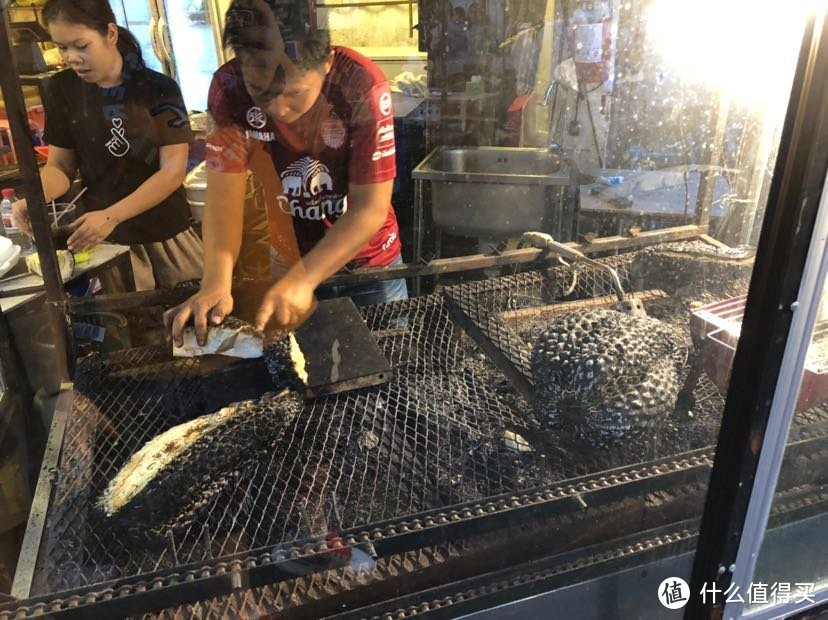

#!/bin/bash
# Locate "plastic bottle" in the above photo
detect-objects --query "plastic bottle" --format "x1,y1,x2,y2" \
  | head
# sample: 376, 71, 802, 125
0, 188, 33, 253
0, 188, 13, 237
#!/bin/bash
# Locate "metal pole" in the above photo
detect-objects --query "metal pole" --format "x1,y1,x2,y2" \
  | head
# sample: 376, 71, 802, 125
413, 179, 424, 296
695, 94, 730, 231
0, 8, 64, 302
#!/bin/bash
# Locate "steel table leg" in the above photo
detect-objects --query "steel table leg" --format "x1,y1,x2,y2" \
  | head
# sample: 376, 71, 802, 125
414, 179, 424, 296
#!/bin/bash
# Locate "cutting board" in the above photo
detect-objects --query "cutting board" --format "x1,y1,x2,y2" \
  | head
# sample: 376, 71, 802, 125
294, 297, 393, 397
118, 295, 393, 403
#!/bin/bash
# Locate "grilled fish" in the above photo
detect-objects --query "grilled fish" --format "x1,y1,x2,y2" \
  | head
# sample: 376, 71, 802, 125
172, 316, 308, 390
97, 390, 303, 543
173, 316, 265, 359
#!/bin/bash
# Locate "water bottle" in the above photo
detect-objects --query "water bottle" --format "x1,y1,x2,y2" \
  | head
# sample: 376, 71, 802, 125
1, 188, 33, 253
0, 188, 13, 236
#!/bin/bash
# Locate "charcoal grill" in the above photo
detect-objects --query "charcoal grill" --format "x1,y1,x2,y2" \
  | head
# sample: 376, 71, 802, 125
4, 241, 828, 619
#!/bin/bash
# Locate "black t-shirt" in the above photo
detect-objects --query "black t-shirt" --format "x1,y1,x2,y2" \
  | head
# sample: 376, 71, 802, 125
42, 65, 193, 244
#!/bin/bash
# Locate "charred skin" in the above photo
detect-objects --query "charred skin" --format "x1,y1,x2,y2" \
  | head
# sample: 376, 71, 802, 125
97, 390, 303, 545
264, 333, 308, 391
630, 240, 755, 300
530, 308, 684, 445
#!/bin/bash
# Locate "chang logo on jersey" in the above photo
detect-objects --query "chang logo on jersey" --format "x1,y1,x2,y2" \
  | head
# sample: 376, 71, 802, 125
277, 156, 346, 220
246, 106, 267, 129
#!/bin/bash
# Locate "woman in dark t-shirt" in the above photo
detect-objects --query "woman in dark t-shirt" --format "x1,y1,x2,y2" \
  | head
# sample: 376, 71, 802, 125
13, 0, 203, 290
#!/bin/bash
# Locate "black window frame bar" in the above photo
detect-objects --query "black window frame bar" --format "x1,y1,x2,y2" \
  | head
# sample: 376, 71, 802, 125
728, 150, 828, 620
0, 6, 64, 303
688, 10, 828, 619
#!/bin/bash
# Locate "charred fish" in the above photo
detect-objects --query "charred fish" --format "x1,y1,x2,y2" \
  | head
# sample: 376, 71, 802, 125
172, 316, 265, 358
97, 390, 303, 544
172, 316, 308, 390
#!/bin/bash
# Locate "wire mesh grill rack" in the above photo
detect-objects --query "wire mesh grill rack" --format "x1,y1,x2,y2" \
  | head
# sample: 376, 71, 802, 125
32, 294, 551, 598
11, 241, 774, 617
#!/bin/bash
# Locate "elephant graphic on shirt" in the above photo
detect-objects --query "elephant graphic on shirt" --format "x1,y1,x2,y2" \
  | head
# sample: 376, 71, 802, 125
281, 156, 335, 199
281, 172, 303, 197
308, 170, 333, 196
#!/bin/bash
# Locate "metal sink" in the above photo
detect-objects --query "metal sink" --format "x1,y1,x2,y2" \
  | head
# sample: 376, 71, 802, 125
413, 146, 566, 183
412, 147, 571, 237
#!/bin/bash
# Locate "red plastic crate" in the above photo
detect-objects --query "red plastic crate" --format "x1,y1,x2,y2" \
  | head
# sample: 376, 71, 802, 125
690, 295, 828, 411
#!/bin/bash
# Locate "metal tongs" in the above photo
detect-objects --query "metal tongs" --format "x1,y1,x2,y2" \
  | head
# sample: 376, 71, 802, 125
517, 231, 626, 303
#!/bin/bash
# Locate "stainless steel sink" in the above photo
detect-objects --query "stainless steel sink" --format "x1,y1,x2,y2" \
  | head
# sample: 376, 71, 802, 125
414, 146, 565, 181
412, 146, 570, 237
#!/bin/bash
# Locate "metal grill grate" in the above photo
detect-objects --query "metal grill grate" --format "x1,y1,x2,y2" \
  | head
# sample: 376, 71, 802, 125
29, 246, 737, 609
35, 295, 549, 595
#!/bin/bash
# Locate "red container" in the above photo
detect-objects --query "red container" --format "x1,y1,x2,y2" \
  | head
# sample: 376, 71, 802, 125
690, 295, 828, 411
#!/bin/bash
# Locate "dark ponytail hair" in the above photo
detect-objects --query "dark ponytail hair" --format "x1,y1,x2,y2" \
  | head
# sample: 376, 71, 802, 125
43, 0, 145, 69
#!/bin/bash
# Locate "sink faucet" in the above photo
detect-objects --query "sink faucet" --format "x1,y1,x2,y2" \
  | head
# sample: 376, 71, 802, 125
541, 81, 557, 106
540, 81, 559, 150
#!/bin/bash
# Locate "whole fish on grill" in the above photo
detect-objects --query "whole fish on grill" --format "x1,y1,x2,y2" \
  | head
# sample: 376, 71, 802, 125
172, 316, 308, 391
630, 240, 755, 301
173, 316, 264, 358
97, 390, 303, 544
530, 308, 686, 446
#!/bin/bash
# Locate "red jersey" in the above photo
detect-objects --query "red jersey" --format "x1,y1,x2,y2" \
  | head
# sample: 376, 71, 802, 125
206, 46, 401, 268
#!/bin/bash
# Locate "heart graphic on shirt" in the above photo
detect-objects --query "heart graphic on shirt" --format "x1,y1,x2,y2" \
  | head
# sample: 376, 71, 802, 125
106, 117, 130, 158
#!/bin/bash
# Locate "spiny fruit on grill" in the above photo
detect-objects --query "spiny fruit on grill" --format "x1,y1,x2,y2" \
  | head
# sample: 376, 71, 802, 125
96, 390, 303, 545
530, 308, 684, 445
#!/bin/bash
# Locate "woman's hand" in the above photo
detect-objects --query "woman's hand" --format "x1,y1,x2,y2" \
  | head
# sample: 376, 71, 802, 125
11, 199, 32, 236
164, 287, 235, 347
255, 273, 316, 332
67, 210, 120, 252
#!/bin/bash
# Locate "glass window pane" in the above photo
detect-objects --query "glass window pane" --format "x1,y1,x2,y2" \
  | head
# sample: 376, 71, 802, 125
2, 1, 820, 617
162, 0, 221, 111
114, 0, 164, 74
745, 256, 828, 615
114, 1, 221, 110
